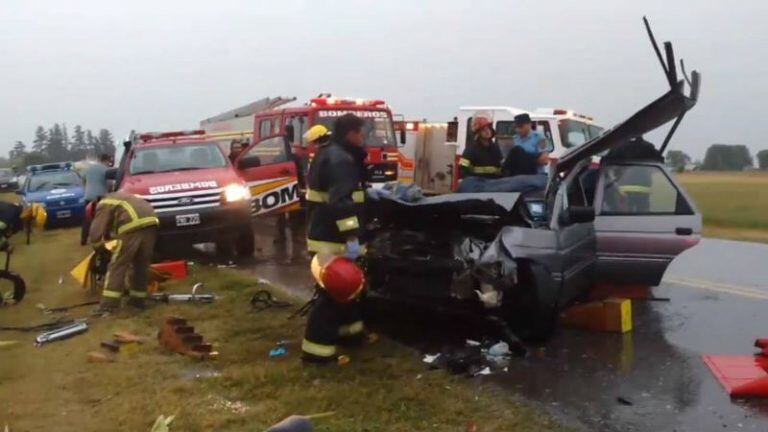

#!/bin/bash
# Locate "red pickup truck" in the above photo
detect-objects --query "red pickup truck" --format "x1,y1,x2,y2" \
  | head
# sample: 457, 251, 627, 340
112, 130, 280, 257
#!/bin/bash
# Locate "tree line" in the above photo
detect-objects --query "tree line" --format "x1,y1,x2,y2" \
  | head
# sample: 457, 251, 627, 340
6, 124, 116, 170
666, 144, 768, 172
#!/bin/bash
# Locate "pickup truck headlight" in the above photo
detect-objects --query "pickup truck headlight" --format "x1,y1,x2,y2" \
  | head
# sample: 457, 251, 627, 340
223, 184, 251, 202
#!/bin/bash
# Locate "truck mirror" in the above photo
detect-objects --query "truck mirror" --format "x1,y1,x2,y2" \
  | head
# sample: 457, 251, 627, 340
238, 155, 262, 170
285, 124, 295, 143
399, 128, 406, 145
559, 206, 595, 226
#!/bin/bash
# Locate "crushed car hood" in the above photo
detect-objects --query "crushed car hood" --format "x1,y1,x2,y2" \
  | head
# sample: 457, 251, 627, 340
371, 192, 521, 222
555, 18, 701, 174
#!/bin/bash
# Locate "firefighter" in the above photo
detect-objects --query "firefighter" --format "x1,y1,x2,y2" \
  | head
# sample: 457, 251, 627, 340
88, 191, 159, 312
457, 116, 503, 192
303, 125, 332, 148
228, 139, 246, 164
302, 113, 369, 363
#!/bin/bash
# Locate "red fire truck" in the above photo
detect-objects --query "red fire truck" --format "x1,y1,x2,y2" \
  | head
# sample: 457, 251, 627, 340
202, 95, 403, 188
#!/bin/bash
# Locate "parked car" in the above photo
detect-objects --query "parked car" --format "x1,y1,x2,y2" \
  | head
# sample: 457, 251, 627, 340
18, 162, 85, 227
0, 168, 18, 191
363, 21, 702, 341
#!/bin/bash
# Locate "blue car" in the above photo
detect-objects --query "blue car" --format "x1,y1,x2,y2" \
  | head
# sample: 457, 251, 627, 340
19, 162, 86, 226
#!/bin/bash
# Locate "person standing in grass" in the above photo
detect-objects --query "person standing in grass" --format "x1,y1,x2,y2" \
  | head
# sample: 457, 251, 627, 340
81, 154, 111, 245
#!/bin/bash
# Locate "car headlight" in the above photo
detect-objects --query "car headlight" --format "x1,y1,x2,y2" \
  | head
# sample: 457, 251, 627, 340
223, 184, 251, 202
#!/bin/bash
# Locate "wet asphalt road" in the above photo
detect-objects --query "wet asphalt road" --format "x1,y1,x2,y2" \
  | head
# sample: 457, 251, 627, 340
243, 220, 768, 432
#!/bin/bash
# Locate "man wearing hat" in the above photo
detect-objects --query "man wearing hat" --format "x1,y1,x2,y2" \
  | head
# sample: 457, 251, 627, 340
509, 113, 550, 174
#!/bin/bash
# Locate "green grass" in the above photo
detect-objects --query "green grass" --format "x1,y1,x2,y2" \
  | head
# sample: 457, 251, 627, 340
677, 171, 768, 243
0, 228, 560, 432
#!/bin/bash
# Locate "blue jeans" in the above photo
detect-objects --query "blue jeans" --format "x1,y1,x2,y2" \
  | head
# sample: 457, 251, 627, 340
457, 174, 547, 193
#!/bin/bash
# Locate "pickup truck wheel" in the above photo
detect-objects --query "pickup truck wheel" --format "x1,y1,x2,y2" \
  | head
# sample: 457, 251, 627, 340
507, 262, 560, 343
235, 227, 255, 257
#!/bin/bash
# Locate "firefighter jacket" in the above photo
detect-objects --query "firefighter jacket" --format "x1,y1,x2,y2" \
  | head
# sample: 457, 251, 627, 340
459, 139, 503, 179
88, 191, 159, 244
306, 139, 367, 255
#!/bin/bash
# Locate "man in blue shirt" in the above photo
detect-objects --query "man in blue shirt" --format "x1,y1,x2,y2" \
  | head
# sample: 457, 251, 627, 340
80, 154, 111, 245
511, 113, 550, 173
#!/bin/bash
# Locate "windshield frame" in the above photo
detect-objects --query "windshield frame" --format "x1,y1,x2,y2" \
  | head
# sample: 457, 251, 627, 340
312, 109, 397, 148
128, 142, 229, 175
27, 171, 82, 192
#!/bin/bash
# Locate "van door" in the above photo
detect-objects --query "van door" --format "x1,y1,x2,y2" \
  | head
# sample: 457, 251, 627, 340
593, 162, 701, 286
236, 117, 300, 216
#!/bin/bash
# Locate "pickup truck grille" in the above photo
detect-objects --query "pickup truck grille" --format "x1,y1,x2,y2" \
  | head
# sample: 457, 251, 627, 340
138, 188, 223, 214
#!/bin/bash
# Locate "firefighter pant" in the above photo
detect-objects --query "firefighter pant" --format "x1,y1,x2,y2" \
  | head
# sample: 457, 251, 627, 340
100, 227, 157, 308
302, 289, 365, 361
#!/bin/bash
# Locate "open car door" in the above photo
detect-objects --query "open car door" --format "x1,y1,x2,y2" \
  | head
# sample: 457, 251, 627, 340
592, 161, 700, 285
236, 129, 300, 216
555, 17, 702, 287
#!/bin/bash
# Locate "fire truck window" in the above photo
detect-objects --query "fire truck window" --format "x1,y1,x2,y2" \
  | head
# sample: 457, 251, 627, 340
243, 136, 288, 166
292, 116, 307, 147
259, 120, 271, 138
273, 118, 282, 135
496, 121, 515, 157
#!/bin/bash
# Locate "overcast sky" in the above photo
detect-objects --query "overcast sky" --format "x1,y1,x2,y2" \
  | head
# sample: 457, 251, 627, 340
1, 0, 766, 159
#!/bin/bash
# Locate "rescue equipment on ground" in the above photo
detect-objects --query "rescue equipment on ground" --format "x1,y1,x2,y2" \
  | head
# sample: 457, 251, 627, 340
704, 338, 768, 398
150, 261, 188, 281
150, 283, 215, 303
35, 321, 89, 346
560, 298, 633, 333
158, 316, 218, 360
310, 254, 365, 303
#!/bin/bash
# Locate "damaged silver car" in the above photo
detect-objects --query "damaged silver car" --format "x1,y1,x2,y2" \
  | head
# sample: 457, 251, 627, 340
363, 19, 702, 341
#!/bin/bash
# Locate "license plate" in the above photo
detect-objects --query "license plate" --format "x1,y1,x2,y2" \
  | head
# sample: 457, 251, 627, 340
56, 210, 71, 218
175, 214, 201, 227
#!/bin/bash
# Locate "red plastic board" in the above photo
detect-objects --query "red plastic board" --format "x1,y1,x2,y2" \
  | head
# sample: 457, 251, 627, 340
702, 355, 768, 398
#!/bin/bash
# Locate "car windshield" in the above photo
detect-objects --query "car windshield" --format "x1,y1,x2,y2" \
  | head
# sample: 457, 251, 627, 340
28, 171, 81, 192
129, 143, 227, 175
558, 119, 604, 148
315, 110, 396, 147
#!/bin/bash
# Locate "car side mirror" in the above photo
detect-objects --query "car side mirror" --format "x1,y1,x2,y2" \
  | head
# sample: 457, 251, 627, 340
237, 155, 262, 170
559, 206, 595, 226
399, 128, 406, 145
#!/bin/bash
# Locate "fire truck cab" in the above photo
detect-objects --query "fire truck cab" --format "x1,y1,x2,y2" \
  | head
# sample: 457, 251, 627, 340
250, 95, 402, 186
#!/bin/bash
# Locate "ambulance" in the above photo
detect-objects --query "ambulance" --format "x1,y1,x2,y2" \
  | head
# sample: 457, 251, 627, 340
395, 106, 604, 193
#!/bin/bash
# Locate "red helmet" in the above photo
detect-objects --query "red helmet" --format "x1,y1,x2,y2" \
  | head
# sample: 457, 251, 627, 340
472, 116, 493, 132
311, 254, 365, 303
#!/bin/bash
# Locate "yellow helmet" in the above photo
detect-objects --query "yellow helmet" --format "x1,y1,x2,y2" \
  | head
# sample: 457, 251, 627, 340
303, 125, 331, 143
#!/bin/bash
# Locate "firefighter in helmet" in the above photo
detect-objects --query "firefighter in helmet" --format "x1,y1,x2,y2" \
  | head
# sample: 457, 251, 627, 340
303, 125, 332, 148
457, 116, 503, 192
302, 114, 369, 363
88, 191, 159, 313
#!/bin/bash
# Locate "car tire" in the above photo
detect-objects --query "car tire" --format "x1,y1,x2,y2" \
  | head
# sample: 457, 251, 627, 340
507, 261, 561, 343
235, 226, 255, 257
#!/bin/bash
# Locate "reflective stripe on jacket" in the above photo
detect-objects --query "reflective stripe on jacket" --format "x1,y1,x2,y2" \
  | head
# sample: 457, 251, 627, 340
88, 191, 159, 243
306, 140, 367, 253
459, 140, 503, 179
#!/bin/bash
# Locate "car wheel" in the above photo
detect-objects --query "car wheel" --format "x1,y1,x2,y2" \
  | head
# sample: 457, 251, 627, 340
507, 261, 561, 343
